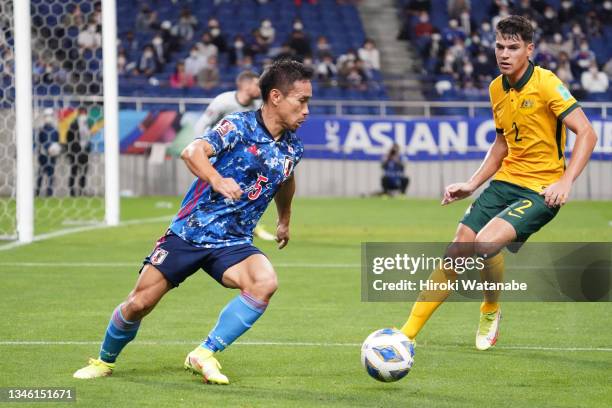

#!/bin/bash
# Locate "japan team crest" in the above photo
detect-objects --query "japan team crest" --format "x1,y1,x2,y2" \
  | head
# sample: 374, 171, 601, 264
150, 248, 168, 265
214, 119, 236, 138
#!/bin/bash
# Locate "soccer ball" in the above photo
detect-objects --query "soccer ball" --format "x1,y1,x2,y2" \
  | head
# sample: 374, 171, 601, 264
47, 142, 62, 157
361, 328, 414, 382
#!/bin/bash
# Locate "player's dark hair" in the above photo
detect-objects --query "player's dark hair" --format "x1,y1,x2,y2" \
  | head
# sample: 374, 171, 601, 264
259, 59, 314, 102
236, 70, 259, 84
496, 15, 534, 43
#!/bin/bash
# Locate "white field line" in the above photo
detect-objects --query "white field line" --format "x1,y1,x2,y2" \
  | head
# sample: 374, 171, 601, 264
0, 215, 172, 252
0, 340, 610, 352
0, 261, 360, 268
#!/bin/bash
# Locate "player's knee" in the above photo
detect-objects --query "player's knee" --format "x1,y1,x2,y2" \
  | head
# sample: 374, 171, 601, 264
249, 271, 278, 299
125, 292, 156, 319
473, 236, 502, 258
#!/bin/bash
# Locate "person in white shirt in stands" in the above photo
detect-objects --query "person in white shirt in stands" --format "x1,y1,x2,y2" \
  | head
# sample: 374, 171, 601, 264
358, 39, 381, 71
581, 62, 609, 93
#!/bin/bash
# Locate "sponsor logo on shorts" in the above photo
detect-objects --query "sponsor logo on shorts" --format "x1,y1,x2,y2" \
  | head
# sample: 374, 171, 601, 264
151, 248, 168, 265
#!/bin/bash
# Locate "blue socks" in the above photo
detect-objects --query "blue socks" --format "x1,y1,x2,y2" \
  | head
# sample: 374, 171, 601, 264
201, 292, 268, 352
99, 303, 141, 363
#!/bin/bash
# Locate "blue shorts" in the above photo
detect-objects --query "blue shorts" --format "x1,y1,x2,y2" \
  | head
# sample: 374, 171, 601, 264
141, 230, 264, 287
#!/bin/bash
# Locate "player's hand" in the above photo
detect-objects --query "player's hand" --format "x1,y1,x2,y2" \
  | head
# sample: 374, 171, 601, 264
539, 178, 572, 207
276, 222, 290, 249
441, 182, 475, 205
210, 176, 243, 200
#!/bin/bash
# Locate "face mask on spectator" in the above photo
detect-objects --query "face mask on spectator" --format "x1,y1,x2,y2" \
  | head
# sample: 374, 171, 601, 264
580, 43, 589, 51
482, 23, 491, 32
449, 19, 458, 29
553, 33, 562, 43
544, 10, 554, 19
261, 20, 272, 28
419, 14, 429, 23
561, 1, 572, 9
477, 55, 487, 63
190, 50, 198, 57
572, 26, 582, 35
293, 21, 303, 31
590, 66, 598, 74
472, 35, 480, 44
464, 65, 473, 75
152, 37, 162, 46
211, 28, 220, 37
234, 40, 244, 49
144, 50, 153, 58
88, 24, 96, 33
432, 33, 442, 41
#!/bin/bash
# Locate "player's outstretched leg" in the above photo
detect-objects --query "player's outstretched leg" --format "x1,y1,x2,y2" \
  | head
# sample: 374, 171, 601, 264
73, 265, 172, 379
184, 254, 275, 385
473, 219, 514, 351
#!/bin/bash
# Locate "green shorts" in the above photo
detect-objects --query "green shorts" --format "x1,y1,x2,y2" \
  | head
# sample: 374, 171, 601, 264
461, 180, 559, 242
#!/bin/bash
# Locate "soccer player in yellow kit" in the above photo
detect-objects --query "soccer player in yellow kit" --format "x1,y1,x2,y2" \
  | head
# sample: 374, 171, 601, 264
400, 15, 597, 351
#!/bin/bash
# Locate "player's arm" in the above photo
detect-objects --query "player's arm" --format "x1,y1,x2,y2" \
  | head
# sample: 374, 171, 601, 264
180, 139, 242, 200
540, 108, 597, 207
441, 133, 508, 205
273, 175, 296, 249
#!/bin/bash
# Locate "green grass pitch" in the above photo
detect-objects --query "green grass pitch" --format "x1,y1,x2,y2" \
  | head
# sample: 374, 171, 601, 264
1, 197, 611, 407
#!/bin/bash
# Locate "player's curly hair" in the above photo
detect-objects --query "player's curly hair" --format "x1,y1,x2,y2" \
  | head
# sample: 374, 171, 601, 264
496, 15, 534, 43
259, 59, 314, 102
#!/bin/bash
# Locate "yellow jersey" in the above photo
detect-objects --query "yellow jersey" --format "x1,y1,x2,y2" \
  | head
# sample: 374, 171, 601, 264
489, 61, 580, 192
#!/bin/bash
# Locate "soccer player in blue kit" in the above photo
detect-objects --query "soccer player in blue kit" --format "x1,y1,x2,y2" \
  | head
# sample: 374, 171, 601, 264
74, 60, 313, 384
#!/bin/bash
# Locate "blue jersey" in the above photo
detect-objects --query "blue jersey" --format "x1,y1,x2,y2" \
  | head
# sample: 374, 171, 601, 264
169, 110, 303, 248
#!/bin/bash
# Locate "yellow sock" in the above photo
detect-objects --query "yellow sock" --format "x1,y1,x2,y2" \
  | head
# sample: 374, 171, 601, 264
479, 252, 504, 313
400, 266, 457, 339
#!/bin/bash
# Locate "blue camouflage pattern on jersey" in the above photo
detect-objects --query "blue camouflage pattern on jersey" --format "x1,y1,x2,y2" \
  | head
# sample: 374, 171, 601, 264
169, 110, 303, 248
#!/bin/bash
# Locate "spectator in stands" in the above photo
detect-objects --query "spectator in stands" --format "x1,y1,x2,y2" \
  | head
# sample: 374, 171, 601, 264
514, 0, 540, 22
448, 0, 470, 21
185, 45, 206, 78
414, 11, 434, 38
197, 32, 219, 62
381, 144, 409, 196
604, 58, 612, 79
407, 0, 431, 13
344, 60, 368, 90
198, 55, 220, 90
337, 48, 357, 71
558, 0, 577, 26
151, 33, 166, 67
358, 39, 380, 71
238, 54, 256, 71
159, 21, 180, 56
67, 108, 91, 197
316, 53, 338, 86
459, 59, 474, 86
581, 62, 609, 93
478, 21, 495, 48
273, 43, 296, 61
208, 18, 228, 54
602, 1, 612, 25
556, 52, 574, 85
473, 51, 495, 85
173, 9, 196, 43
78, 19, 101, 50
585, 11, 604, 39
135, 6, 152, 32
442, 19, 465, 46
229, 35, 252, 66
549, 32, 573, 59
258, 18, 276, 46
315, 35, 332, 58
458, 10, 473, 36
539, 5, 557, 37
170, 61, 195, 89
572, 39, 597, 76
534, 41, 557, 71
136, 45, 157, 78
63, 4, 84, 27
121, 31, 140, 61
117, 49, 130, 75
288, 24, 311, 59
35, 108, 60, 197
491, 2, 510, 32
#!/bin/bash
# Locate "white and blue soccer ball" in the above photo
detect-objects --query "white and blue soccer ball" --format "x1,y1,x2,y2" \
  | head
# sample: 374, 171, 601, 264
361, 328, 414, 382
